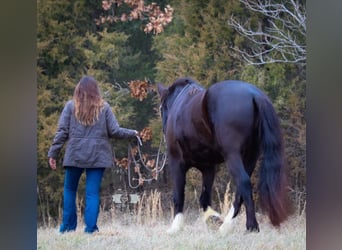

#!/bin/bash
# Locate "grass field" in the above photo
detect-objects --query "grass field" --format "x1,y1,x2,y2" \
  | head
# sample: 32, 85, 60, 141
37, 209, 305, 250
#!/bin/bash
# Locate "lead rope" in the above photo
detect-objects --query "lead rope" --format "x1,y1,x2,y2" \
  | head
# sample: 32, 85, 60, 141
127, 143, 140, 189
127, 135, 167, 189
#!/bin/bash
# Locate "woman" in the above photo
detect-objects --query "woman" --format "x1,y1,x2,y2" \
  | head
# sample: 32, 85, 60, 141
48, 76, 139, 234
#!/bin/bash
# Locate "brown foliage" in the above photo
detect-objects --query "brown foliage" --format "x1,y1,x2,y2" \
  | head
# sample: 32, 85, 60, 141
116, 157, 129, 169
128, 80, 149, 101
139, 127, 152, 142
96, 0, 174, 34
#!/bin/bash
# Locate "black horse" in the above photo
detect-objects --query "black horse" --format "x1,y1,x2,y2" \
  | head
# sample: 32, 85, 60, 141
157, 77, 290, 234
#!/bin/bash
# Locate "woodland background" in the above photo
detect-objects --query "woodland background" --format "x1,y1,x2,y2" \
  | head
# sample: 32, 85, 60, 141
37, 0, 306, 227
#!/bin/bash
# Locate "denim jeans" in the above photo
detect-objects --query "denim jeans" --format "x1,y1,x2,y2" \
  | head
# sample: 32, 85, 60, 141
59, 167, 105, 233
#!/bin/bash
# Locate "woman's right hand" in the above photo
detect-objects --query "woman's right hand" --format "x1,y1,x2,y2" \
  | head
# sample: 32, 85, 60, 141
134, 130, 142, 146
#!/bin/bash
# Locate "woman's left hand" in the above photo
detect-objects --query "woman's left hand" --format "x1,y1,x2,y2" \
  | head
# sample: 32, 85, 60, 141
49, 158, 57, 170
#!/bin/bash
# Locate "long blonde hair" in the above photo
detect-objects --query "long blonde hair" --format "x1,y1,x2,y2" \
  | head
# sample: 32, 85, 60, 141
73, 76, 105, 126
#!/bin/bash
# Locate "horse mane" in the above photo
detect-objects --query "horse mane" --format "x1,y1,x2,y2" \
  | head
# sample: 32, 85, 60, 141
169, 77, 199, 93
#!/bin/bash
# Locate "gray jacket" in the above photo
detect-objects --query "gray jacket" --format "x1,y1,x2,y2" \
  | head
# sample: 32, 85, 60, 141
48, 100, 137, 168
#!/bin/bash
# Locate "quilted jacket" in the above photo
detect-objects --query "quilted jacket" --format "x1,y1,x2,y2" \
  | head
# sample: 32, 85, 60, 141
48, 100, 137, 168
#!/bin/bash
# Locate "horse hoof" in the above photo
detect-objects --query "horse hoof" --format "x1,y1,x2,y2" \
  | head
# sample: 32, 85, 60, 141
204, 206, 223, 231
246, 226, 260, 233
167, 227, 179, 234
167, 213, 184, 234
219, 220, 235, 235
166, 224, 183, 234
206, 215, 223, 231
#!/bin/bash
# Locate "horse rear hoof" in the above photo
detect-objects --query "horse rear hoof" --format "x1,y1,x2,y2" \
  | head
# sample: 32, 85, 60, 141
206, 215, 223, 231
219, 220, 235, 235
246, 225, 260, 233
204, 206, 223, 231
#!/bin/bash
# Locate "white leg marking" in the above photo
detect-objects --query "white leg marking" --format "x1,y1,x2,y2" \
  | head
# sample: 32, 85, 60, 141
219, 205, 235, 235
203, 206, 221, 222
167, 213, 184, 234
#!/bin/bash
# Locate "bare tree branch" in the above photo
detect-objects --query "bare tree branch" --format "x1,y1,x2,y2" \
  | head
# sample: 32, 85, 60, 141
229, 0, 306, 65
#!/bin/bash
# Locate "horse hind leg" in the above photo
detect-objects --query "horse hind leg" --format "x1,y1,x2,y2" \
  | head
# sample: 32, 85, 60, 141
219, 153, 259, 234
219, 188, 245, 234
231, 143, 259, 220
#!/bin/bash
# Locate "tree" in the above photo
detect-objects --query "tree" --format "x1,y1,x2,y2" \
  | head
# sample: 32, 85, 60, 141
153, 0, 244, 85
229, 0, 306, 65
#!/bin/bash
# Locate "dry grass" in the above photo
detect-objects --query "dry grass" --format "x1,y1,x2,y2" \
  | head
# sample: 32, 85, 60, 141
37, 213, 305, 250
37, 190, 306, 250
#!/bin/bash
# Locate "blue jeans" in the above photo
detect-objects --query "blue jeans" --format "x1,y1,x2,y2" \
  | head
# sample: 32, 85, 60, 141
59, 167, 105, 233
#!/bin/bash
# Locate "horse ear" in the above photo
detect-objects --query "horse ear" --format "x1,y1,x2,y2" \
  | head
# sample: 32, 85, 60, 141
157, 83, 168, 97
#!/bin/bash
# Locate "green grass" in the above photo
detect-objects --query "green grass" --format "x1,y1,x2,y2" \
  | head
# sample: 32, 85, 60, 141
37, 211, 305, 250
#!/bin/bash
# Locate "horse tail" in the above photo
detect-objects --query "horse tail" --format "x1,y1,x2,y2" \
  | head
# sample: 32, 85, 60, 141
254, 95, 290, 227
